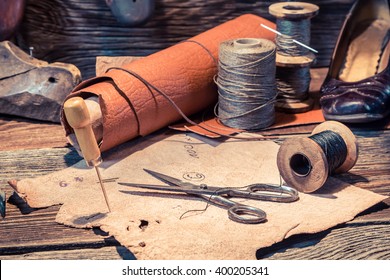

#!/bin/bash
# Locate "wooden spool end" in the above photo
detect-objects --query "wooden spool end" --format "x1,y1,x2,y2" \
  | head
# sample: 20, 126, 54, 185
269, 2, 319, 20
276, 52, 316, 67
277, 136, 328, 193
275, 96, 314, 113
277, 120, 359, 193
233, 38, 262, 49
311, 121, 359, 173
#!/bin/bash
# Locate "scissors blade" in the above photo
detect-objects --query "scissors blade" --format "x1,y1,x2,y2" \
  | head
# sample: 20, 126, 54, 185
143, 168, 195, 188
117, 182, 211, 196
144, 169, 223, 194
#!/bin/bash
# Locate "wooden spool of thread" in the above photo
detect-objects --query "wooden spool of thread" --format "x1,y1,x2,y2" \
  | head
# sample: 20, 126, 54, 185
277, 121, 359, 193
215, 38, 277, 130
269, 2, 319, 113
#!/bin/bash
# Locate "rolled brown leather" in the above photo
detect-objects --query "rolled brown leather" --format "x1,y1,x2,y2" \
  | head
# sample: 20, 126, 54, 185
62, 14, 275, 151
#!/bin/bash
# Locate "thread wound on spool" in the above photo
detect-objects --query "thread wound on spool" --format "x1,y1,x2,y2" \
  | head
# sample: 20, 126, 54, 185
276, 18, 311, 57
275, 16, 312, 108
269, 2, 319, 113
276, 67, 311, 103
277, 121, 358, 193
215, 38, 277, 130
309, 130, 348, 174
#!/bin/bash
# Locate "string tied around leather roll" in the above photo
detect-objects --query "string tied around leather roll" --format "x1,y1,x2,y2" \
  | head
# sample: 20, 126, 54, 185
214, 38, 277, 130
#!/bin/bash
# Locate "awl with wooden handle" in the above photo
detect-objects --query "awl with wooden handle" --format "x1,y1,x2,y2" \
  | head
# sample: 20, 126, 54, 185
63, 97, 111, 212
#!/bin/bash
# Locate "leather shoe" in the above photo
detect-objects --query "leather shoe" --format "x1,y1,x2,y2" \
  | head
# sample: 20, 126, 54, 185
320, 0, 390, 123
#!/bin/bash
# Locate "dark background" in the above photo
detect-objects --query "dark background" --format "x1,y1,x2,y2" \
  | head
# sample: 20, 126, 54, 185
14, 0, 355, 79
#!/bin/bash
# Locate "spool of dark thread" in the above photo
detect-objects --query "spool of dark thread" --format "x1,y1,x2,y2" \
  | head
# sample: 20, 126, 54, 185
277, 121, 359, 193
215, 38, 277, 130
269, 2, 319, 113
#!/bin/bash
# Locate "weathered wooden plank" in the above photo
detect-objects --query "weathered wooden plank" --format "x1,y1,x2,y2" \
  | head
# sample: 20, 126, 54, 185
0, 147, 101, 255
0, 188, 115, 255
15, 0, 354, 79
0, 116, 68, 151
259, 220, 390, 260
338, 129, 390, 196
0, 246, 135, 260
0, 120, 389, 258
0, 148, 81, 179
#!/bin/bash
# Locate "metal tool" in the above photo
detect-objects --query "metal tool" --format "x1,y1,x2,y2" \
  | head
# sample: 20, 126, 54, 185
63, 97, 111, 212
118, 169, 299, 224
260, 24, 318, 54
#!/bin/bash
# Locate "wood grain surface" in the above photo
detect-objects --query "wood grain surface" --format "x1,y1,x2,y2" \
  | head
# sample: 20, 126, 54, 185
14, 0, 355, 79
258, 219, 390, 259
0, 65, 389, 259
0, 115, 67, 151
0, 119, 389, 259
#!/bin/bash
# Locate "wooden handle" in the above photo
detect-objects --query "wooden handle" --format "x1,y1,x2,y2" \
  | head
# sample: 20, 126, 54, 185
63, 97, 101, 166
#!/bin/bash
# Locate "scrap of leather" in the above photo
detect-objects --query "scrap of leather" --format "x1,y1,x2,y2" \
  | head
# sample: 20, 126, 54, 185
9, 132, 387, 259
62, 14, 276, 151
0, 41, 81, 122
169, 117, 244, 138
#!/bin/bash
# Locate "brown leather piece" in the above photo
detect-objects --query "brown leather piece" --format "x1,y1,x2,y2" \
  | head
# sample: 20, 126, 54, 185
170, 117, 244, 138
62, 14, 275, 151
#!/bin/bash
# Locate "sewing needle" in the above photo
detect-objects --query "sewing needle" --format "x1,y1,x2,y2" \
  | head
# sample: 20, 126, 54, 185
260, 23, 318, 54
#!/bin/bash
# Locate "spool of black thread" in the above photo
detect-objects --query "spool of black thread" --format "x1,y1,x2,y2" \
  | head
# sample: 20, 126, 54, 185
277, 121, 359, 193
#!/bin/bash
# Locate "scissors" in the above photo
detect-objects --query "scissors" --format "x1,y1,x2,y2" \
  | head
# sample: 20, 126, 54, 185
118, 169, 299, 224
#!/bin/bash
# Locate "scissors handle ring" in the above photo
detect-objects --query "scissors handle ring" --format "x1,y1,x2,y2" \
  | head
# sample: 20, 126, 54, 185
228, 204, 267, 224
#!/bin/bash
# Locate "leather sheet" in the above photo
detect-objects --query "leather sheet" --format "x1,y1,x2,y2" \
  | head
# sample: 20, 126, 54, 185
10, 132, 386, 259
62, 14, 276, 151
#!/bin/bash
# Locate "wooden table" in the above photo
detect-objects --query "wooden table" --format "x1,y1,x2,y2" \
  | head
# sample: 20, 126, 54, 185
1, 69, 389, 259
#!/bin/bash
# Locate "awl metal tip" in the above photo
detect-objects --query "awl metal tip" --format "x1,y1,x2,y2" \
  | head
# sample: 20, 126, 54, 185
95, 166, 111, 213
